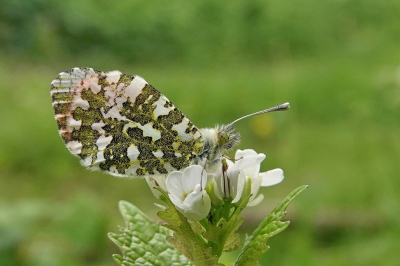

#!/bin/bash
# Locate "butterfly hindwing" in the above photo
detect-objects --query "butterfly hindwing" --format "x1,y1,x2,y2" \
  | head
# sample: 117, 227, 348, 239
51, 67, 203, 177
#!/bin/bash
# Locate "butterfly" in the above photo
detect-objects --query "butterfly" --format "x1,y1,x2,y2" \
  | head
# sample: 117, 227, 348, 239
51, 67, 289, 177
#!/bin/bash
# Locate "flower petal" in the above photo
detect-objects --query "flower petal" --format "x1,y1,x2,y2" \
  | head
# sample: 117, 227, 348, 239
183, 189, 211, 221
182, 165, 203, 193
213, 174, 224, 199
232, 171, 246, 203
235, 149, 257, 160
250, 175, 263, 200
145, 175, 167, 198
200, 168, 208, 189
206, 173, 214, 187
166, 171, 185, 200
183, 184, 202, 206
260, 168, 284, 187
226, 159, 235, 168
169, 193, 186, 210
247, 194, 264, 207
231, 154, 265, 171
226, 169, 240, 198
243, 163, 260, 179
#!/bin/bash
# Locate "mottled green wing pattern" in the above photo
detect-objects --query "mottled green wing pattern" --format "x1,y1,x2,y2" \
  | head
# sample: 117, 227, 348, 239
51, 67, 203, 177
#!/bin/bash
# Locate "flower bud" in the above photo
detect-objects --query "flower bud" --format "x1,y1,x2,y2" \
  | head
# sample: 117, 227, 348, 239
206, 180, 224, 207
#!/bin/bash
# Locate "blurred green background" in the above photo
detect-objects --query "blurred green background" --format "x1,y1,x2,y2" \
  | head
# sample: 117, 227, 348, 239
1, 0, 400, 265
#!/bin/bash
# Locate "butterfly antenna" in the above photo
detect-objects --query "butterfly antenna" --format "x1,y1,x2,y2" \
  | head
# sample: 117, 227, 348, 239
228, 102, 290, 126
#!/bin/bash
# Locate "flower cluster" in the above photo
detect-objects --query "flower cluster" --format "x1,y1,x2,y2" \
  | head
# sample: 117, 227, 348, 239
146, 149, 284, 221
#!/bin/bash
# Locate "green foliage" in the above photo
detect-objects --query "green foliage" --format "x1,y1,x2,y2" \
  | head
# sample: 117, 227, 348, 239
234, 185, 308, 266
110, 186, 306, 266
153, 186, 250, 265
158, 207, 218, 266
1, 0, 399, 63
204, 196, 250, 258
108, 201, 192, 266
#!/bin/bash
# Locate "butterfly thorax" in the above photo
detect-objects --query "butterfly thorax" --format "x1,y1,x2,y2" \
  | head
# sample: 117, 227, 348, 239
195, 124, 241, 172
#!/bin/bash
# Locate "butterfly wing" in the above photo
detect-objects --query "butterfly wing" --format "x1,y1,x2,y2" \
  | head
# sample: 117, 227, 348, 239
51, 67, 203, 177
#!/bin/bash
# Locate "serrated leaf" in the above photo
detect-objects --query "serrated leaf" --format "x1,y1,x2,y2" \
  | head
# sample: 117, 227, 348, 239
234, 185, 308, 266
188, 220, 206, 236
202, 223, 221, 244
112, 254, 124, 264
109, 201, 192, 266
158, 207, 219, 266
216, 218, 244, 253
223, 231, 242, 252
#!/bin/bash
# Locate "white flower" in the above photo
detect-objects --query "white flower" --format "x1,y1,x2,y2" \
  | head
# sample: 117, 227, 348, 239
145, 175, 168, 199
213, 166, 245, 203
213, 152, 266, 203
235, 149, 284, 206
166, 165, 211, 221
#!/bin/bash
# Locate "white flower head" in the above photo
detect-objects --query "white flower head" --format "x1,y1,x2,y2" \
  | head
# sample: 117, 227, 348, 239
213, 152, 265, 203
166, 165, 211, 221
235, 149, 284, 206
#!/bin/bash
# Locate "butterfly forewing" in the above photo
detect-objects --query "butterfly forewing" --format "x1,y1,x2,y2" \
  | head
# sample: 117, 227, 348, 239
51, 67, 203, 177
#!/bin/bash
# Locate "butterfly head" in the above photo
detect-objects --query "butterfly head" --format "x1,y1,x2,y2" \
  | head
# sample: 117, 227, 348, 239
197, 102, 290, 168
217, 124, 240, 152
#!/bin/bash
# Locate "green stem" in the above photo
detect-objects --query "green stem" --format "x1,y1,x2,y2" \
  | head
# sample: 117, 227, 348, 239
221, 199, 232, 222
213, 199, 237, 257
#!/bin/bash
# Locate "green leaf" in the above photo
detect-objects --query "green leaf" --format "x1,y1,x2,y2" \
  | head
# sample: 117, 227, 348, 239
223, 230, 242, 253
234, 185, 308, 266
108, 200, 192, 266
158, 207, 219, 266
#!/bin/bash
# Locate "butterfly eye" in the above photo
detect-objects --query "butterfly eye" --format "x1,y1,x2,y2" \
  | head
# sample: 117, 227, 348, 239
218, 131, 229, 146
